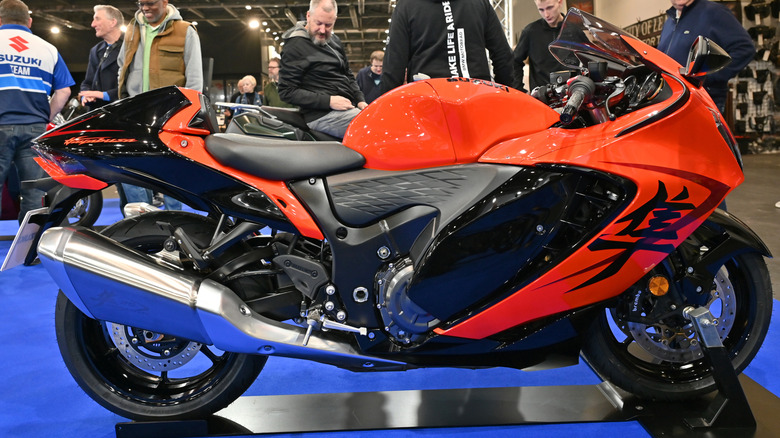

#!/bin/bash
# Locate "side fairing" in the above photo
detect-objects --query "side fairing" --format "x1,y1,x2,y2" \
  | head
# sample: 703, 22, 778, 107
407, 167, 632, 323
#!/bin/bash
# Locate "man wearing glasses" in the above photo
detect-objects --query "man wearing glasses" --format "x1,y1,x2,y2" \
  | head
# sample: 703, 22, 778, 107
264, 57, 295, 108
355, 50, 384, 104
116, 0, 202, 211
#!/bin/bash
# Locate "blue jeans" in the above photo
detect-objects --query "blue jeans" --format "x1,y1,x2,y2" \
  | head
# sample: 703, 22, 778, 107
307, 108, 361, 138
0, 124, 47, 221
120, 183, 182, 211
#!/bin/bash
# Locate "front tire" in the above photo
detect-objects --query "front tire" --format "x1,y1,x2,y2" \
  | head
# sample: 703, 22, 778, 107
581, 252, 772, 400
54, 211, 267, 420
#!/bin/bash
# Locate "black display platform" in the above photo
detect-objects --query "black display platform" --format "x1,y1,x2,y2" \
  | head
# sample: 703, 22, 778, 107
115, 374, 780, 438
116, 308, 780, 438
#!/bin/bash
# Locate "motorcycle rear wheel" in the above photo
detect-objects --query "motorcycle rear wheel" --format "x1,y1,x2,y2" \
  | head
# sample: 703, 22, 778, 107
581, 251, 772, 401
62, 191, 103, 227
54, 211, 267, 420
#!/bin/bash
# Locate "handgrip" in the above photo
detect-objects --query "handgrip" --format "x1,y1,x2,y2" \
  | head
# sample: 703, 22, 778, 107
559, 76, 596, 125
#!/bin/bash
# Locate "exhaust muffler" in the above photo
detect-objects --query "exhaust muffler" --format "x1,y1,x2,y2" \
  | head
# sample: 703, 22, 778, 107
38, 227, 404, 370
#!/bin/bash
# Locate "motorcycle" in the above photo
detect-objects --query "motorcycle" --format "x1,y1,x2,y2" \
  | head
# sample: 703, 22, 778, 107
2, 9, 773, 421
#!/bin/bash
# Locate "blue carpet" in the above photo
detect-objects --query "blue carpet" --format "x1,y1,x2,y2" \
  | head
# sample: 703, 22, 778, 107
1, 201, 776, 437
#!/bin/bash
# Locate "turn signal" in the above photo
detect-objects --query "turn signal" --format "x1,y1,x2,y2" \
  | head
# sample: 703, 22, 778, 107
648, 275, 670, 296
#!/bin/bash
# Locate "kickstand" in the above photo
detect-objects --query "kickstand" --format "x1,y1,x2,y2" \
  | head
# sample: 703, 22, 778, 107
681, 306, 756, 430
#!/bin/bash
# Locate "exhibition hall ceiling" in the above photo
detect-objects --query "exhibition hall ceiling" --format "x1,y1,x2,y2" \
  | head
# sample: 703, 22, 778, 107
22, 0, 395, 60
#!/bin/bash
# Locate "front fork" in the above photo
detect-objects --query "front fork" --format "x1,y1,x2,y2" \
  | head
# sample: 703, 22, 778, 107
618, 208, 771, 329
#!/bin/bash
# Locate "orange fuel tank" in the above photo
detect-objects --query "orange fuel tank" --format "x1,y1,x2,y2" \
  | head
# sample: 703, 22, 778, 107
343, 78, 560, 171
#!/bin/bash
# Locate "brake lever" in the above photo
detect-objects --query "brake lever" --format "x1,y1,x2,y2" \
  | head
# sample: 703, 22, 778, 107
604, 81, 626, 121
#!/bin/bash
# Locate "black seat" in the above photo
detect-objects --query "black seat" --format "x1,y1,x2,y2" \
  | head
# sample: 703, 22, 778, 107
205, 133, 365, 181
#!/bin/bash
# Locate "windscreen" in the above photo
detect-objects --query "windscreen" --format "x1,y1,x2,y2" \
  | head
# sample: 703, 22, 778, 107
549, 9, 644, 72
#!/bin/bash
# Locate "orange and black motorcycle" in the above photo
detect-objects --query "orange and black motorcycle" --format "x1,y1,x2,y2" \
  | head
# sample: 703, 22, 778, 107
2, 10, 773, 420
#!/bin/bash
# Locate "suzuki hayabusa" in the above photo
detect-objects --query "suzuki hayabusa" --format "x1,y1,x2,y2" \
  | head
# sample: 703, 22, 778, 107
2, 9, 772, 421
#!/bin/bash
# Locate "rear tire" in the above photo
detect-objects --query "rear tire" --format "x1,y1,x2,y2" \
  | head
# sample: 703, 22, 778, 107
582, 252, 772, 400
55, 211, 267, 420
62, 191, 103, 227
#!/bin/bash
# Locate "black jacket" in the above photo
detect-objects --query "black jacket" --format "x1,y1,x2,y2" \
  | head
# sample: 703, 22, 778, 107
512, 18, 568, 92
355, 66, 382, 104
278, 22, 365, 123
380, 0, 513, 93
80, 39, 121, 110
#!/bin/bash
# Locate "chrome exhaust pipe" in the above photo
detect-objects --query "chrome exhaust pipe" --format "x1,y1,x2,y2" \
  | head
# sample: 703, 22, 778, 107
38, 227, 405, 370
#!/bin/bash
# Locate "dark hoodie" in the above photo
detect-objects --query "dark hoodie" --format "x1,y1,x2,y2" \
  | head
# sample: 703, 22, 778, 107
278, 22, 365, 123
380, 0, 513, 93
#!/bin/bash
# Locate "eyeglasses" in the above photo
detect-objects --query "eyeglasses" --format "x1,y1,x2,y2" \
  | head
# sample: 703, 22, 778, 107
137, 0, 160, 8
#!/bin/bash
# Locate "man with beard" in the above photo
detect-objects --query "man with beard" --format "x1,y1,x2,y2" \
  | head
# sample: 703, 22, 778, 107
78, 5, 123, 110
278, 0, 366, 138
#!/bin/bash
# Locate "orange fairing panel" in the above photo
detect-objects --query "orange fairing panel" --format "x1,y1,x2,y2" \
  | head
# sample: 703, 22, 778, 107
159, 90, 324, 240
344, 78, 560, 170
442, 85, 744, 340
437, 165, 729, 339
158, 132, 324, 240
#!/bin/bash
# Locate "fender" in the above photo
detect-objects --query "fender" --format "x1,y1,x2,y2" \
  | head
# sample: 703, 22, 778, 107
675, 208, 771, 304
16, 179, 100, 266
701, 209, 771, 258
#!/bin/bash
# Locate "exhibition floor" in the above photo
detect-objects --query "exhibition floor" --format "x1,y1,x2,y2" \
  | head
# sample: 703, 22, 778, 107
1, 152, 779, 437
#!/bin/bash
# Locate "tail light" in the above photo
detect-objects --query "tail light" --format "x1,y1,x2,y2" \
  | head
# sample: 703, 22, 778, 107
33, 146, 88, 175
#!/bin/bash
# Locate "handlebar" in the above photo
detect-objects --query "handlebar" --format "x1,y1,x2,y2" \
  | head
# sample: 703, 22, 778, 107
560, 76, 596, 125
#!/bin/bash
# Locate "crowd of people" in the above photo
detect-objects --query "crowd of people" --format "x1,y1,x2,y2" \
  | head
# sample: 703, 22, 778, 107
0, 0, 762, 221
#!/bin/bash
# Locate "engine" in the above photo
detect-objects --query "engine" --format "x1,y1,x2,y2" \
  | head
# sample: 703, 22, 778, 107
376, 258, 439, 345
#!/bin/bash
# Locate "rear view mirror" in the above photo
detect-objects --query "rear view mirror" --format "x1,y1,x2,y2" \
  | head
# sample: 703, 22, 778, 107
680, 36, 732, 87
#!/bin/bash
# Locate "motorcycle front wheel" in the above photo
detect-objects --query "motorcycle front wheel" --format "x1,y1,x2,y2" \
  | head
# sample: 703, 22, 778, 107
54, 211, 267, 420
581, 251, 772, 401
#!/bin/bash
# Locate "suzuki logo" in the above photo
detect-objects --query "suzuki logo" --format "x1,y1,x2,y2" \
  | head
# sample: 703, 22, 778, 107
9, 36, 29, 52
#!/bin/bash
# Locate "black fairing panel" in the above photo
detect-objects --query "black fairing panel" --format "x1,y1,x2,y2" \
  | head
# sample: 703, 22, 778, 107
93, 86, 190, 132
290, 165, 520, 328
36, 87, 189, 158
408, 167, 631, 322
327, 165, 516, 227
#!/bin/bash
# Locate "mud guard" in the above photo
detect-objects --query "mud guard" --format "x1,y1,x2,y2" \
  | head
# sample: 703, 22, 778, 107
701, 209, 771, 258
19, 178, 98, 265
676, 208, 771, 305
